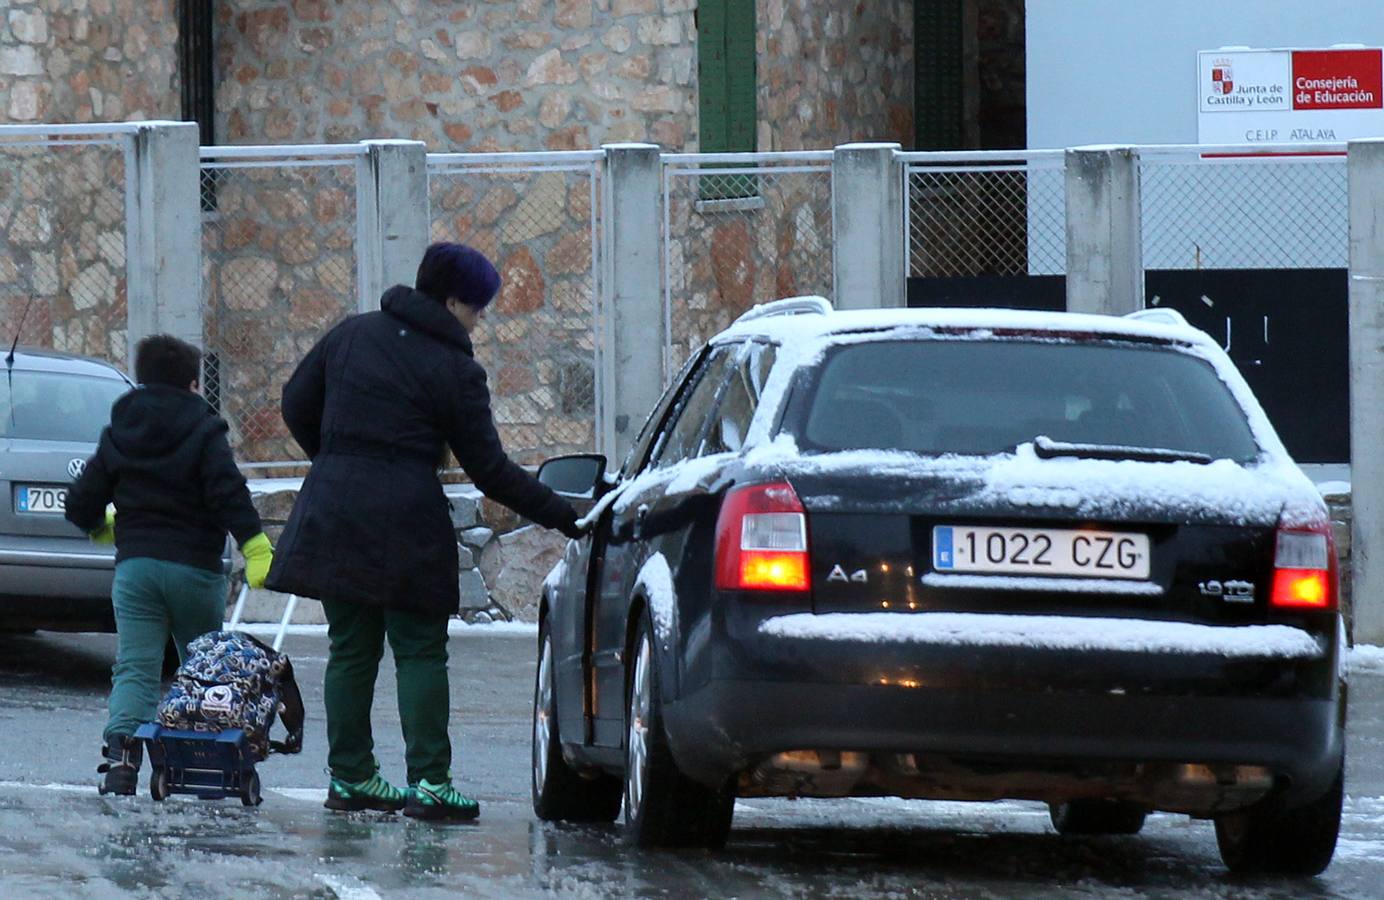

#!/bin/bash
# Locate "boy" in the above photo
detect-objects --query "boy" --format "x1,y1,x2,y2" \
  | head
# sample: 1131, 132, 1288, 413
66, 334, 274, 795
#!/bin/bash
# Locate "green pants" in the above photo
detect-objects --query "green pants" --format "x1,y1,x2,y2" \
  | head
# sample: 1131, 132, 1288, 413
106, 558, 227, 745
321, 598, 452, 785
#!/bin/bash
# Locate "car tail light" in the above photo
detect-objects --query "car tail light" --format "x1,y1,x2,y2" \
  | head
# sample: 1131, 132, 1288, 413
715, 481, 810, 592
1270, 519, 1337, 610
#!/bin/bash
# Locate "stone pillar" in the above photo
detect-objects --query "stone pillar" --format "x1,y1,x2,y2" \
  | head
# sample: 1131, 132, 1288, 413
355, 139, 430, 312
602, 143, 663, 462
124, 121, 202, 359
1349, 139, 1384, 644
1065, 145, 1143, 316
832, 142, 905, 309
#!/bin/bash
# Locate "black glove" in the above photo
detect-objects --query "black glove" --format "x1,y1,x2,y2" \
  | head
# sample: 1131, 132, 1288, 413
560, 509, 587, 540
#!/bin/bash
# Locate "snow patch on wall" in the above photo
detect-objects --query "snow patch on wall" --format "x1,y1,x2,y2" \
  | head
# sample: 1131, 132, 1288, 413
760, 612, 1323, 659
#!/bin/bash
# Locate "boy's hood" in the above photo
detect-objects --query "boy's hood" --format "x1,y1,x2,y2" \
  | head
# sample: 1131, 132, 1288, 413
107, 385, 218, 458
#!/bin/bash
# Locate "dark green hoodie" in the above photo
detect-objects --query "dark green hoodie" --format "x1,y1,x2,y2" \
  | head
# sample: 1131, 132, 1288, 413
65, 384, 262, 573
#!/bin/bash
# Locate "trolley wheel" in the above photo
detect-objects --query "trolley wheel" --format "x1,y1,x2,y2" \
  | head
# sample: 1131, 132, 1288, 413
240, 770, 262, 807
150, 767, 170, 802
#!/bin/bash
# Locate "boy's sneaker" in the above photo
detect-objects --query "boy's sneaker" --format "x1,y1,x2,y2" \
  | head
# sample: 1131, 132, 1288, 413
404, 778, 480, 821
97, 735, 142, 797
324, 763, 407, 813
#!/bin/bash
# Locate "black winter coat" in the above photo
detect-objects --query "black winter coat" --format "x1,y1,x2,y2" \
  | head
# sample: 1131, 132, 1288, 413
265, 285, 578, 615
65, 385, 262, 573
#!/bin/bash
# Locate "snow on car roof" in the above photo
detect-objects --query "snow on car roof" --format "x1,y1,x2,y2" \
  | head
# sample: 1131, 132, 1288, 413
717, 305, 1211, 349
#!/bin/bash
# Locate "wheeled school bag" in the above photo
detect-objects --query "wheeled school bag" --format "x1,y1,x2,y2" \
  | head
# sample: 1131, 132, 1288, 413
136, 588, 305, 805
157, 630, 305, 761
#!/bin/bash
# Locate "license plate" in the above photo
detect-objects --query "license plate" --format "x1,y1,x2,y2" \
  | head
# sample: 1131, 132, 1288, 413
16, 485, 67, 515
932, 525, 1150, 580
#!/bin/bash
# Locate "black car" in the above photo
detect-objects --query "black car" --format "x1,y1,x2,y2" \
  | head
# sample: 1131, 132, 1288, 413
532, 299, 1344, 875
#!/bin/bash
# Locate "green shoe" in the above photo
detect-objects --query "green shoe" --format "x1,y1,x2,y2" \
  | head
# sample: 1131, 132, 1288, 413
404, 777, 480, 821
324, 763, 407, 813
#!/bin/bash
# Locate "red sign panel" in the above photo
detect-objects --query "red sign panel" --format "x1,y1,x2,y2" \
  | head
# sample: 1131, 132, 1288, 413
1291, 49, 1383, 110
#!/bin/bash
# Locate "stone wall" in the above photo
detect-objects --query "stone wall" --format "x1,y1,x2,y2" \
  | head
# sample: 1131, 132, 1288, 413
245, 482, 562, 624
757, 0, 913, 151
430, 166, 600, 464
201, 161, 358, 462
0, 0, 179, 368
215, 0, 700, 151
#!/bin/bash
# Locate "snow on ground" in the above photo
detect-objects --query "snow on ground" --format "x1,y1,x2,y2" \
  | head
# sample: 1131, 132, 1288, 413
1349, 644, 1384, 674
761, 612, 1323, 658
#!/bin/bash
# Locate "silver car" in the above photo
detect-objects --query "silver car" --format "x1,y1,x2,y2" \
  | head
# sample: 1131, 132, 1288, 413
0, 349, 130, 632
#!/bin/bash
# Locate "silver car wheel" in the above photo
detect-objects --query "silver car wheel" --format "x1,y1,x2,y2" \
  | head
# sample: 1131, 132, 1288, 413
625, 633, 652, 821
533, 636, 554, 792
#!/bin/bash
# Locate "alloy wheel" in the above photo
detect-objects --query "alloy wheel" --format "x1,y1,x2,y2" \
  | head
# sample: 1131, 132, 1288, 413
625, 634, 652, 820
533, 637, 554, 791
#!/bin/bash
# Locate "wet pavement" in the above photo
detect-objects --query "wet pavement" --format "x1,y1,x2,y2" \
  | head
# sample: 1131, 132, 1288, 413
3, 628, 1384, 898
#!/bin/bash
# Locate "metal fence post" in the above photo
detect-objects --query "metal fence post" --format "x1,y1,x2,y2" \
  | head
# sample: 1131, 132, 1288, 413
1065, 145, 1143, 316
355, 139, 430, 312
124, 121, 202, 361
831, 142, 905, 309
1349, 138, 1384, 644
602, 143, 663, 463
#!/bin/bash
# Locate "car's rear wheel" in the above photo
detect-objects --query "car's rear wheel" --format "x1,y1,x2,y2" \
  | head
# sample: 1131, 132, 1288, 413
1214, 764, 1343, 876
1049, 799, 1147, 835
531, 620, 622, 822
623, 611, 733, 848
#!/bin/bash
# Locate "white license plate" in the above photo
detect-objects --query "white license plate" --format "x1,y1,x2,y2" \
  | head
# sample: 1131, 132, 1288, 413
932, 525, 1150, 580
16, 485, 67, 515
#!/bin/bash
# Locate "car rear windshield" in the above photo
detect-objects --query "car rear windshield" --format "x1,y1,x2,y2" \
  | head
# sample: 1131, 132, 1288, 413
0, 371, 127, 442
799, 339, 1262, 463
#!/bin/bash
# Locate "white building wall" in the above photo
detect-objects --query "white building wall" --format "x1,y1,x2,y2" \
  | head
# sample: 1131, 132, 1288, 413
1026, 0, 1384, 149
1025, 0, 1381, 274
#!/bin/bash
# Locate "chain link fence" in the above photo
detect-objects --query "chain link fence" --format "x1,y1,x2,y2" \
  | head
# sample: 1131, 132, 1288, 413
662, 154, 834, 379
0, 132, 129, 366
200, 148, 361, 467
905, 152, 1067, 279
1141, 150, 1348, 270
428, 153, 603, 466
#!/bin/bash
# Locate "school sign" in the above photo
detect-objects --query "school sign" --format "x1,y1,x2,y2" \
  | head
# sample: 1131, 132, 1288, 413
1198, 47, 1384, 145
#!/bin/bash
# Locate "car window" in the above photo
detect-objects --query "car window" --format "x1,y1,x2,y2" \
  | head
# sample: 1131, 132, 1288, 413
0, 371, 127, 443
649, 344, 738, 469
798, 339, 1261, 463
702, 342, 776, 456
620, 348, 705, 477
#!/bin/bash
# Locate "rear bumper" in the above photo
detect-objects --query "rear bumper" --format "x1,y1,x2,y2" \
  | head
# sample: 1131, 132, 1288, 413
0, 546, 116, 631
663, 610, 1344, 812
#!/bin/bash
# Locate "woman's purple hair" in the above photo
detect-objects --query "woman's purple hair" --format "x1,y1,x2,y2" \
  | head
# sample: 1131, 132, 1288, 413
415, 242, 501, 309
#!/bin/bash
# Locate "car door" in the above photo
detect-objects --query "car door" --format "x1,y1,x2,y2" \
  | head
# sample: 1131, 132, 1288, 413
586, 342, 742, 747
556, 349, 708, 747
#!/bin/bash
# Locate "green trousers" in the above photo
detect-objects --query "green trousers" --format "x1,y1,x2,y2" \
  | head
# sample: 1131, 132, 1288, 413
321, 597, 452, 785
106, 558, 227, 745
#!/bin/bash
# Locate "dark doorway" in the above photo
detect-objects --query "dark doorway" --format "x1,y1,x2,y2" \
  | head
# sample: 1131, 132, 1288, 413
907, 275, 1064, 311
1144, 268, 1349, 464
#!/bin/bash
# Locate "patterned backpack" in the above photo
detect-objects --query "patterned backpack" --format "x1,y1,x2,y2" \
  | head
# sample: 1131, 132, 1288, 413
158, 630, 305, 761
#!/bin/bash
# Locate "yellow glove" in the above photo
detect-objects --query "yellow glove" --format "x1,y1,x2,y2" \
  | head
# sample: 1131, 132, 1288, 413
241, 532, 274, 590
90, 507, 116, 545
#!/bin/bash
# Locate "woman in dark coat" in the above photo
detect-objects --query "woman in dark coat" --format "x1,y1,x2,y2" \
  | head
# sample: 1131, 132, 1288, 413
267, 242, 581, 821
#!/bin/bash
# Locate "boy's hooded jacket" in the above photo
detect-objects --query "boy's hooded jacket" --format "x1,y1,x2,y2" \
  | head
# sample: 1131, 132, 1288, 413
65, 385, 263, 573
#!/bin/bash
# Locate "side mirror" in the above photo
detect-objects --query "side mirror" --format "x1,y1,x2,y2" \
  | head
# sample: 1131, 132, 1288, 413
537, 454, 608, 499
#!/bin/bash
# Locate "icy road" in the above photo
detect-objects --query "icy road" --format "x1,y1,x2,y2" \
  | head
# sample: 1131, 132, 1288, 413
3, 628, 1384, 898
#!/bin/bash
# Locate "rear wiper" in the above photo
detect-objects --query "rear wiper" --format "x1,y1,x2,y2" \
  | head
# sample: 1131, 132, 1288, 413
1032, 435, 1213, 465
